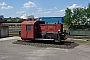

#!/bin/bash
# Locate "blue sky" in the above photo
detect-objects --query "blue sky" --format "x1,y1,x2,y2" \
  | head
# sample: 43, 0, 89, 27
0, 0, 89, 18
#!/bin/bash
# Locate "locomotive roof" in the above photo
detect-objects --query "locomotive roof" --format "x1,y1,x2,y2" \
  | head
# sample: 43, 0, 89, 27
21, 20, 37, 25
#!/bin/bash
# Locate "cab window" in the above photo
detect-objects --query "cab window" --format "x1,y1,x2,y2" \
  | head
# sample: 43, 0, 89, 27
26, 25, 31, 31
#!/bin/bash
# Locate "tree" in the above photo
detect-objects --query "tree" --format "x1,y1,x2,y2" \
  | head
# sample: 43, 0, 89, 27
64, 3, 90, 29
8, 17, 12, 20
64, 8, 72, 26
86, 3, 90, 18
72, 8, 86, 25
81, 8, 87, 24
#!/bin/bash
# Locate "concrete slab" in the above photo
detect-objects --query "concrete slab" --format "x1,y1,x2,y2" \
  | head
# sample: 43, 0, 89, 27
66, 38, 90, 41
0, 36, 21, 41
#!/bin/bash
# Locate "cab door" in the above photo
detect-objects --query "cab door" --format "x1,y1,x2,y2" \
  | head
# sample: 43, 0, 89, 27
26, 25, 34, 39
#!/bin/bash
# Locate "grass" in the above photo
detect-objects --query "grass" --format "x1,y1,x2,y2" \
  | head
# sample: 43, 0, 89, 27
69, 40, 90, 44
9, 32, 19, 36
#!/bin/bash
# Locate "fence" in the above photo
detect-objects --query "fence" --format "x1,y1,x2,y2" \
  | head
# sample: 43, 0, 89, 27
9, 28, 21, 36
67, 30, 90, 36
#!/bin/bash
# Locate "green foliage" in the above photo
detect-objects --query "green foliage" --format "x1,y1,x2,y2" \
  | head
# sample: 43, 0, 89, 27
64, 8, 72, 25
86, 3, 90, 18
72, 8, 86, 25
5, 17, 21, 21
64, 3, 90, 27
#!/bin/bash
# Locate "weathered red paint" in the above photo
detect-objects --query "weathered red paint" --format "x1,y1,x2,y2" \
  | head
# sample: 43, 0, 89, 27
21, 20, 63, 40
21, 21, 37, 40
38, 24, 62, 33
39, 24, 62, 33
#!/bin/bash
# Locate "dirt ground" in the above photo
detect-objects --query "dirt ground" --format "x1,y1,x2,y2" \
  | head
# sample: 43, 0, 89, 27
0, 36, 90, 60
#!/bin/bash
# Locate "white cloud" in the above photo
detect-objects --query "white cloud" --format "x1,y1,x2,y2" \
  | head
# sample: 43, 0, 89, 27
58, 9, 65, 16
37, 8, 42, 10
16, 11, 25, 14
67, 4, 85, 13
37, 8, 43, 11
68, 4, 82, 9
38, 10, 42, 11
31, 11, 51, 17
44, 9, 52, 11
0, 2, 13, 9
23, 1, 36, 9
54, 7, 57, 9
39, 11, 51, 15
58, 9, 65, 13
44, 7, 57, 11
44, 11, 51, 14
37, 8, 52, 12
0, 2, 7, 6
9, 15, 15, 18
53, 9, 65, 16
31, 9, 65, 17
1, 6, 13, 9
45, 9, 47, 10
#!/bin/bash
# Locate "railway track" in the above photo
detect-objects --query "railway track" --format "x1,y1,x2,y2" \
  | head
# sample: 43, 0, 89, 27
12, 40, 79, 49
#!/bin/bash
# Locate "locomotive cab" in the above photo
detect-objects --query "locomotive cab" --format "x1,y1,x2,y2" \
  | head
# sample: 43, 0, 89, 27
20, 21, 34, 40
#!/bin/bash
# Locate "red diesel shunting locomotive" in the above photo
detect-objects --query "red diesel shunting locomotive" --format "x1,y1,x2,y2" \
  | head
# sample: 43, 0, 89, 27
20, 19, 67, 42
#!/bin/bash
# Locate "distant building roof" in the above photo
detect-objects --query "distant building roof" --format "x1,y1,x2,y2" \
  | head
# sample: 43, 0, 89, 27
21, 20, 37, 25
0, 15, 4, 20
38, 17, 64, 23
